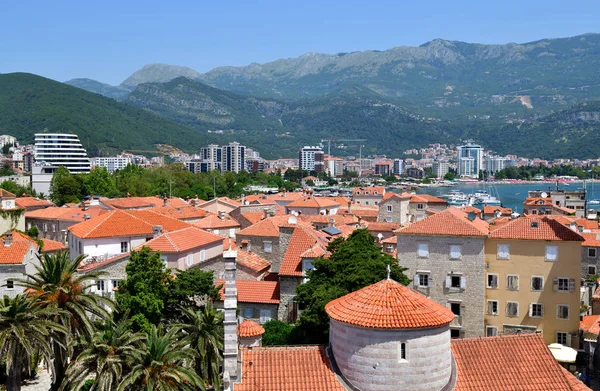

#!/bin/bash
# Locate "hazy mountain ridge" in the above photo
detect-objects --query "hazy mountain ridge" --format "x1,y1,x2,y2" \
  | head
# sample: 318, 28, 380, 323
121, 64, 202, 88
64, 78, 130, 100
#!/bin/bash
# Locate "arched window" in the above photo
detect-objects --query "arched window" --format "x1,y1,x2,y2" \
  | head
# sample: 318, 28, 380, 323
399, 342, 408, 362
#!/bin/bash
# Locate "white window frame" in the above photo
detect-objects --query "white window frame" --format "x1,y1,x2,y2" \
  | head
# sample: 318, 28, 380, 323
387, 205, 393, 212
531, 276, 544, 291
555, 277, 574, 292
199, 249, 206, 262
487, 300, 499, 316
264, 241, 273, 253
414, 273, 431, 288
497, 244, 510, 260
96, 280, 105, 292
259, 309, 272, 324
112, 280, 119, 289
449, 245, 462, 260
545, 245, 558, 262
589, 248, 597, 258
486, 273, 499, 289
417, 243, 429, 258
161, 255, 168, 269
486, 326, 498, 337
556, 332, 569, 345
506, 274, 519, 291
385, 217, 392, 223
529, 303, 544, 318
398, 341, 408, 362
556, 304, 570, 320
417, 203, 425, 210
506, 301, 519, 317
186, 254, 193, 267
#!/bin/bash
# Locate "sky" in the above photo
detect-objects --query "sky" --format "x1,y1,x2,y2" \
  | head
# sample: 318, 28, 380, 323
1, 0, 599, 85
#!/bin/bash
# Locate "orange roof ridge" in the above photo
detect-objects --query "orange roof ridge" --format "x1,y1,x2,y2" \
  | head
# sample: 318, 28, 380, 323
398, 207, 489, 237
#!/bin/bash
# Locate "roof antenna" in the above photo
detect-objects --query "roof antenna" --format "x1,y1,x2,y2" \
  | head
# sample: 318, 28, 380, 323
386, 264, 391, 280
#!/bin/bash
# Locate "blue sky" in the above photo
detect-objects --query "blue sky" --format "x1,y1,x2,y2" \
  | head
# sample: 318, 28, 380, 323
1, 0, 599, 85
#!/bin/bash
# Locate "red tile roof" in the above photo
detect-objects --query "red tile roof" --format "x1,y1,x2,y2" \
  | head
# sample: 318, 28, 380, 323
40, 238, 67, 253
409, 194, 447, 204
452, 334, 588, 391
236, 249, 271, 273
68, 209, 191, 239
78, 252, 130, 272
286, 196, 340, 209
142, 226, 223, 253
237, 319, 265, 338
582, 233, 600, 247
381, 235, 397, 244
15, 197, 54, 209
482, 205, 512, 216
364, 221, 400, 232
575, 218, 599, 231
524, 197, 553, 206
102, 196, 162, 210
236, 215, 292, 237
325, 279, 455, 329
460, 205, 482, 215
353, 186, 385, 196
580, 315, 600, 337
397, 207, 489, 237
0, 231, 37, 264
192, 214, 240, 229
562, 367, 591, 391
217, 279, 280, 304
147, 205, 209, 220
489, 216, 584, 241
0, 189, 16, 197
234, 346, 345, 391
382, 192, 412, 202
279, 225, 328, 277
25, 206, 109, 221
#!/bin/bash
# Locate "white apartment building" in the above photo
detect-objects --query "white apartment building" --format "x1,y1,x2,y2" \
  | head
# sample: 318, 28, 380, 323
222, 142, 246, 173
485, 156, 506, 174
457, 143, 483, 178
92, 156, 133, 173
33, 133, 91, 194
393, 158, 404, 175
432, 160, 449, 178
299, 146, 322, 171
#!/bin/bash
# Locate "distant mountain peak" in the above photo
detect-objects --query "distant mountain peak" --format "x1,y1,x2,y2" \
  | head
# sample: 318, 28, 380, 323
120, 64, 202, 88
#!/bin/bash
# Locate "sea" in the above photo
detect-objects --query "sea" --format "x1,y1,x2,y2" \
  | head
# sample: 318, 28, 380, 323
409, 182, 600, 214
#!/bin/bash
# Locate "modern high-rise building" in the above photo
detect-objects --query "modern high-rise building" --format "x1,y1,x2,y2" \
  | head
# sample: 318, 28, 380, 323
222, 142, 246, 173
393, 158, 404, 175
432, 160, 450, 178
485, 156, 506, 174
33, 133, 91, 194
457, 143, 483, 178
91, 156, 133, 173
299, 146, 323, 171
200, 144, 223, 172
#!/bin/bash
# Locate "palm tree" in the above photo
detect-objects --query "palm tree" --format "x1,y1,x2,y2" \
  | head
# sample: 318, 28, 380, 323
0, 295, 67, 391
117, 325, 204, 391
61, 315, 145, 391
17, 251, 114, 390
178, 303, 224, 390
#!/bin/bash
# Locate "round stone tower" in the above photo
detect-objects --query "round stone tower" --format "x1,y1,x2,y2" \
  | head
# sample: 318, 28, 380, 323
237, 319, 265, 348
325, 278, 456, 391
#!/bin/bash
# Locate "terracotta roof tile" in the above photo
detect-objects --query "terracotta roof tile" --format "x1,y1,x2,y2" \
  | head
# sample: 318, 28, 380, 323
0, 231, 37, 264
286, 196, 340, 209
410, 194, 447, 204
575, 218, 599, 231
482, 205, 512, 216
364, 221, 400, 232
25, 206, 109, 221
147, 205, 209, 220
524, 197, 553, 206
325, 279, 455, 329
15, 197, 54, 209
398, 207, 489, 237
78, 252, 130, 272
237, 319, 265, 338
280, 225, 328, 277
234, 346, 345, 391
452, 334, 587, 391
192, 214, 240, 229
562, 367, 591, 391
353, 186, 385, 196
142, 226, 223, 253
236, 249, 271, 273
217, 279, 280, 304
102, 196, 161, 209
489, 216, 584, 241
381, 235, 397, 244
0, 189, 16, 197
580, 315, 600, 337
236, 215, 291, 237
581, 233, 600, 247
40, 238, 67, 253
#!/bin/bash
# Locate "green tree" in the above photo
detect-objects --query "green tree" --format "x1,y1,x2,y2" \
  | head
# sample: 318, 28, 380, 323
0, 295, 67, 391
0, 162, 14, 176
2, 143, 14, 155
178, 303, 223, 390
61, 316, 145, 391
261, 319, 294, 346
17, 252, 113, 391
117, 325, 204, 391
164, 269, 221, 318
116, 247, 171, 332
443, 172, 456, 180
305, 179, 315, 187
49, 166, 83, 205
293, 229, 410, 344
83, 167, 116, 196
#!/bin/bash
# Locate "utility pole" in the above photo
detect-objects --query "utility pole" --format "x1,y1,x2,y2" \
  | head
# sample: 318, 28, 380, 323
213, 176, 217, 199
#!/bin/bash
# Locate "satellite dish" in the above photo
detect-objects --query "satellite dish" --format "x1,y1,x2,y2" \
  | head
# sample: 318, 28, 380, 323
288, 216, 297, 224
541, 192, 548, 199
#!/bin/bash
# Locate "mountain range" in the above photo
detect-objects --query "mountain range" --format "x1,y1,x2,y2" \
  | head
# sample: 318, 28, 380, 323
18, 33, 600, 159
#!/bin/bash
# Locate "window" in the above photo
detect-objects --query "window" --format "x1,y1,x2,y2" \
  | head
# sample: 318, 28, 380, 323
506, 275, 519, 291
497, 244, 510, 260
487, 300, 499, 315
6, 280, 14, 290
52, 224, 56, 233
96, 280, 105, 292
417, 243, 429, 258
120, 241, 128, 253
529, 303, 544, 318
417, 203, 425, 210
555, 277, 574, 292
43, 223, 47, 232
445, 275, 465, 289
589, 248, 597, 257
200, 250, 206, 262
259, 309, 272, 324
415, 273, 430, 288
399, 342, 407, 361
78, 242, 83, 254
365, 191, 370, 195
531, 276, 544, 291
243, 307, 254, 318
450, 329, 461, 339
506, 301, 519, 317
112, 280, 120, 289
449, 245, 461, 260
365, 201, 370, 205
264, 241, 272, 253
486, 326, 498, 337
589, 266, 597, 276
557, 305, 569, 320
374, 191, 378, 195
556, 332, 568, 345
161, 255, 168, 268
187, 254, 193, 266
385, 217, 392, 223
487, 274, 499, 289
387, 205, 393, 212
450, 302, 461, 316
545, 245, 558, 261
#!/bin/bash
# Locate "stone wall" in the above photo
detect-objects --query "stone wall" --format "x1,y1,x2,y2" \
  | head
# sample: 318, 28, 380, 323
236, 235, 281, 270
197, 255, 261, 282
582, 245, 600, 280
0, 264, 27, 298
397, 234, 486, 338
329, 319, 453, 391
278, 276, 300, 322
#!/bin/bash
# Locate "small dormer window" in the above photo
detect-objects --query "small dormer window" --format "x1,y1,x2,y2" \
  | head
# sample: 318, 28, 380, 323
374, 191, 378, 195
365, 191, 370, 195
356, 191, 360, 195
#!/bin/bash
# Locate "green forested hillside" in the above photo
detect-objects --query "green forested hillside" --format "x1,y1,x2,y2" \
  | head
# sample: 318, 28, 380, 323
0, 73, 220, 156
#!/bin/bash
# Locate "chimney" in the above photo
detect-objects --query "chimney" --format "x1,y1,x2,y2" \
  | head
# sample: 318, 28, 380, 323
222, 246, 239, 387
163, 197, 168, 207
3, 231, 12, 247
329, 218, 335, 228
241, 194, 245, 205
152, 225, 163, 238
263, 207, 269, 220
219, 211, 225, 220
83, 213, 91, 221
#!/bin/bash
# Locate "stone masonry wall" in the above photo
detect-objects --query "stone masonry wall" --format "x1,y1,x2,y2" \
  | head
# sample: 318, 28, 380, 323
278, 276, 300, 322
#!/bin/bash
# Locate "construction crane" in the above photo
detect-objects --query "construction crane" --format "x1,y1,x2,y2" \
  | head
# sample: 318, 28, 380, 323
125, 150, 167, 166
320, 138, 367, 155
